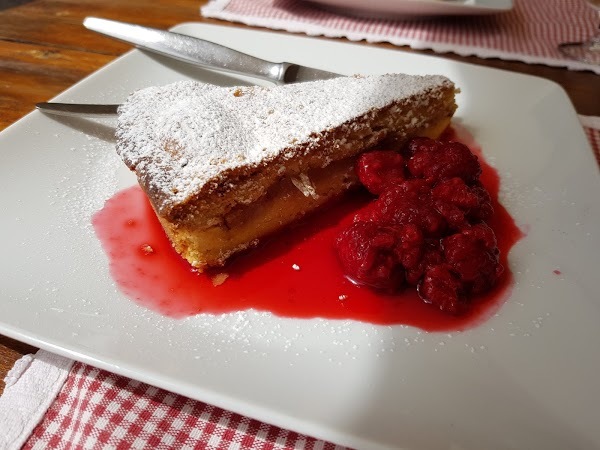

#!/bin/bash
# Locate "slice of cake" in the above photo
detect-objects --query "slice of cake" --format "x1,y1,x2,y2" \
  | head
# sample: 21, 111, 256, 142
116, 74, 458, 271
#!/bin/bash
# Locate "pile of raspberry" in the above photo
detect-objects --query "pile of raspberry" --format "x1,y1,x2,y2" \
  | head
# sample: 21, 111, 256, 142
335, 137, 503, 315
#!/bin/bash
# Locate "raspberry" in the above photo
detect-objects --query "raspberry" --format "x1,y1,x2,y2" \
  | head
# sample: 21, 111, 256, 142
418, 264, 467, 315
407, 138, 481, 184
376, 182, 447, 237
469, 183, 494, 221
462, 222, 498, 250
356, 150, 405, 195
432, 177, 484, 229
393, 224, 424, 271
405, 243, 444, 286
335, 222, 403, 291
352, 200, 380, 223
386, 178, 431, 196
443, 224, 503, 294
433, 200, 468, 230
432, 177, 480, 209
334, 136, 501, 315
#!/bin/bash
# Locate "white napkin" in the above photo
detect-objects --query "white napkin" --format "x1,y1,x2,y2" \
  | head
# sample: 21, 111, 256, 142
579, 115, 600, 130
0, 350, 72, 450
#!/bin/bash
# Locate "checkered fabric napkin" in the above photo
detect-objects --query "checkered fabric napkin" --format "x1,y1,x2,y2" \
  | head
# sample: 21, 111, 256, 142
201, 0, 600, 75
21, 360, 349, 450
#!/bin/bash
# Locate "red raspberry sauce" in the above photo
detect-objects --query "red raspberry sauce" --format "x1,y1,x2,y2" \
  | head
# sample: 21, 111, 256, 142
93, 126, 523, 331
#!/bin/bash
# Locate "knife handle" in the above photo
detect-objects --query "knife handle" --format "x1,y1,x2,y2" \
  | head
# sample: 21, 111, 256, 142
84, 17, 290, 85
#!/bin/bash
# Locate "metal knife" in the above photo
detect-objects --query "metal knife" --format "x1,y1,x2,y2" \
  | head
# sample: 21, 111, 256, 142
37, 18, 341, 117
83, 17, 339, 85
36, 102, 120, 117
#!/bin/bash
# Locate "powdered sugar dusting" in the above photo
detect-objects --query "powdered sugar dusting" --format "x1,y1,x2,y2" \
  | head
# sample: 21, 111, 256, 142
116, 74, 453, 214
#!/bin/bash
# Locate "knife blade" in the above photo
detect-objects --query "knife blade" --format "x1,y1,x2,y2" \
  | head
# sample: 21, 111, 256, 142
83, 17, 340, 85
36, 102, 120, 117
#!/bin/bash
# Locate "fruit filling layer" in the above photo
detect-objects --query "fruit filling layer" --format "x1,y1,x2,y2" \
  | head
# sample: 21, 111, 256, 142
335, 136, 503, 315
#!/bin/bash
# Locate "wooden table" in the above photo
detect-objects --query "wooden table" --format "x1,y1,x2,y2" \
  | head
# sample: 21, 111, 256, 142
1, 0, 599, 396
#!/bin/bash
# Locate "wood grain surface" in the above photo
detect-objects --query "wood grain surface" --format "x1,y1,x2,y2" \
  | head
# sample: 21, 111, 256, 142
1, 0, 599, 396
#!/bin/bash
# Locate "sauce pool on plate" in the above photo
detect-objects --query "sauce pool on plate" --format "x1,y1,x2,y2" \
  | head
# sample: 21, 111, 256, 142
92, 125, 523, 331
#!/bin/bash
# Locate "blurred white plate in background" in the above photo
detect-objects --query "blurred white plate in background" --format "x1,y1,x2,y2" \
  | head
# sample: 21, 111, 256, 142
304, 0, 513, 18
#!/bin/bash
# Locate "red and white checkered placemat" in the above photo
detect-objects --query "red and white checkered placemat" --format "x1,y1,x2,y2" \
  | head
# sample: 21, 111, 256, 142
201, 0, 600, 75
21, 360, 349, 450
2, 119, 598, 450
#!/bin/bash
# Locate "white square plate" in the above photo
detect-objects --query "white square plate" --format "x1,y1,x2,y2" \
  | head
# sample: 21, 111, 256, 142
1, 24, 599, 450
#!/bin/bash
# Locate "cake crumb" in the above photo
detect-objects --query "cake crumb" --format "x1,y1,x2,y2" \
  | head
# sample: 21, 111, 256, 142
141, 244, 154, 255
233, 88, 243, 97
292, 264, 300, 271
211, 273, 229, 286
